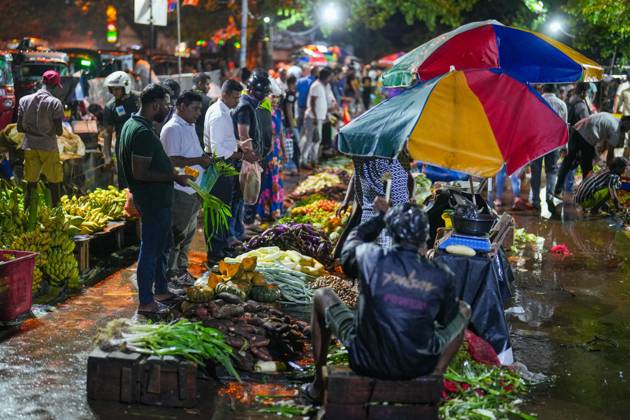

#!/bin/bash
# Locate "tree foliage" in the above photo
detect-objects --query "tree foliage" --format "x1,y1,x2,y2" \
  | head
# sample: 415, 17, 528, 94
565, 0, 630, 61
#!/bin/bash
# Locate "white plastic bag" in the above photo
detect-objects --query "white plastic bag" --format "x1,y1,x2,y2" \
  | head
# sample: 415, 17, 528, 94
240, 161, 263, 205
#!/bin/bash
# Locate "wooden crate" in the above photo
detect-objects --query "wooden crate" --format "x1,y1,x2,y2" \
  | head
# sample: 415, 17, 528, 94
139, 355, 198, 408
324, 366, 442, 420
87, 348, 142, 403
87, 348, 201, 408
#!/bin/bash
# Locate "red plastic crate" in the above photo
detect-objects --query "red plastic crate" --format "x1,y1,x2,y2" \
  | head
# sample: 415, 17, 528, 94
0, 250, 37, 321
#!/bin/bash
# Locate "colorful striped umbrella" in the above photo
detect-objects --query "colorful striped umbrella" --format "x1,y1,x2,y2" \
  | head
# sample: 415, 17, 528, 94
382, 20, 603, 87
338, 69, 568, 177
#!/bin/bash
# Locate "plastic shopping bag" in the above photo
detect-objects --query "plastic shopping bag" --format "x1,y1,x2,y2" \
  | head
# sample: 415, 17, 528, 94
240, 161, 263, 205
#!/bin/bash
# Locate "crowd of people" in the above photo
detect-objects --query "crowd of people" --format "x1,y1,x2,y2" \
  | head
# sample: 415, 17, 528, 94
490, 80, 630, 214
14, 60, 630, 318
101, 61, 387, 316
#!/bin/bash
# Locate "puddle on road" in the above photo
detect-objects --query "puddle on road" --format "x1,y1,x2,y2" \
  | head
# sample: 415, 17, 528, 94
510, 213, 630, 420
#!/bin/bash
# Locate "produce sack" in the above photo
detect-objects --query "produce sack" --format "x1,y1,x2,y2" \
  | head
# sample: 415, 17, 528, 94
124, 189, 140, 218
240, 161, 262, 205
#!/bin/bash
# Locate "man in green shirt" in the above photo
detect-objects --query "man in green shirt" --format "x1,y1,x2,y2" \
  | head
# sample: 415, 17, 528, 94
118, 84, 192, 316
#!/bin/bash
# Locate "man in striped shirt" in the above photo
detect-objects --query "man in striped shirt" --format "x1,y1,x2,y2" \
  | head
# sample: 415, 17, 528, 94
575, 157, 628, 213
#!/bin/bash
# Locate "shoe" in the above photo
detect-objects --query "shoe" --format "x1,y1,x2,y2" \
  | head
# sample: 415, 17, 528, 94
137, 301, 170, 318
175, 272, 196, 288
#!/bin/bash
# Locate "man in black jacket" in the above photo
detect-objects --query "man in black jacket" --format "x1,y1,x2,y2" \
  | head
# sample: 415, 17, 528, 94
304, 198, 470, 403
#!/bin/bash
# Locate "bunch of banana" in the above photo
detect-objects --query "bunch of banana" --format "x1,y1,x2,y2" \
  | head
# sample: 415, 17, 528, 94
10, 230, 48, 293
87, 186, 127, 220
0, 181, 28, 244
60, 195, 111, 234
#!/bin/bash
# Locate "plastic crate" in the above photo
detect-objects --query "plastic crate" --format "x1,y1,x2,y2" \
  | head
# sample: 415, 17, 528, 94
0, 250, 37, 321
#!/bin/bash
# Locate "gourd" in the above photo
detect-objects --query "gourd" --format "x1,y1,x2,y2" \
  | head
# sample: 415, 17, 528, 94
250, 284, 281, 302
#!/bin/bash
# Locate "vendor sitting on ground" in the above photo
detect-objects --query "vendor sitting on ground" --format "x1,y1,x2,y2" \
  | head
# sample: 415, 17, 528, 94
575, 157, 628, 213
304, 197, 470, 404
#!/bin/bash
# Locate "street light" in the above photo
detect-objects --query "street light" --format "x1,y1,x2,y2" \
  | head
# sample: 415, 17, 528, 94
263, 16, 271, 24
321, 2, 341, 25
548, 19, 575, 38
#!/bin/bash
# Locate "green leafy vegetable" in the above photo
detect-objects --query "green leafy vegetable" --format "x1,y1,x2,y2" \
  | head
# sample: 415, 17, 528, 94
101, 319, 241, 381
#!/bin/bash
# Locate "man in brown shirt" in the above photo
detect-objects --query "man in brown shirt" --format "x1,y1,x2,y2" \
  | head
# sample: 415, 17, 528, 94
17, 70, 65, 206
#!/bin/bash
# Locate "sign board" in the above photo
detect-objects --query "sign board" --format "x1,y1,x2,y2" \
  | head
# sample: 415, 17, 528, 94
134, 0, 168, 26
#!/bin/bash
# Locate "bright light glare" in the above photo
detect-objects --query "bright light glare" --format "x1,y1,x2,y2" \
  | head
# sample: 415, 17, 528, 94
321, 2, 340, 25
549, 20, 563, 33
263, 16, 271, 24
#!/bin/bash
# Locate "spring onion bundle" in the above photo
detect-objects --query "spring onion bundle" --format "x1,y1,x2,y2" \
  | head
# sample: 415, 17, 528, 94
187, 161, 238, 249
98, 319, 241, 381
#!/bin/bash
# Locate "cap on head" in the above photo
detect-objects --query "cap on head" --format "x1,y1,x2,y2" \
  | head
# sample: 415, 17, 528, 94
42, 70, 62, 88
384, 203, 429, 247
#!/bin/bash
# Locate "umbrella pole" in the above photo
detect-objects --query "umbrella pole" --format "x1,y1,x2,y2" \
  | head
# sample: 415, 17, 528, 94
469, 176, 477, 207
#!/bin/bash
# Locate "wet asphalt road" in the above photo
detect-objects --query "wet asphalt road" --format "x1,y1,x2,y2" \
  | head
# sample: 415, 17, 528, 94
1, 204, 630, 419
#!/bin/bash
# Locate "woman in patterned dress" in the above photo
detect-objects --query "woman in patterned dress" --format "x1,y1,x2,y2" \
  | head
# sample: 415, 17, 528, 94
256, 95, 286, 221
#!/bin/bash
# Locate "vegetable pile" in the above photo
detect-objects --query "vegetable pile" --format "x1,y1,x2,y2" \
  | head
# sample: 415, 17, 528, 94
245, 224, 333, 266
187, 256, 282, 304
95, 319, 240, 380
180, 299, 310, 371
256, 264, 314, 305
279, 196, 350, 239
511, 228, 545, 253
412, 172, 433, 205
441, 350, 535, 419
311, 275, 358, 308
229, 246, 326, 277
289, 169, 350, 201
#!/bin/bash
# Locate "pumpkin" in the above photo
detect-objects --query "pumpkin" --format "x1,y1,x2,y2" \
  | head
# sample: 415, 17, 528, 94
219, 260, 244, 279
207, 272, 223, 289
251, 272, 267, 287
250, 284, 281, 302
186, 285, 215, 303
215, 281, 247, 300
241, 256, 258, 272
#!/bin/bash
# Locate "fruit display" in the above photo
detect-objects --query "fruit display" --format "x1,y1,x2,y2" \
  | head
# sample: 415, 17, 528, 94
229, 246, 327, 277
244, 224, 334, 266
1, 181, 82, 293
9, 206, 81, 292
1, 123, 85, 161
60, 186, 127, 235
60, 195, 111, 235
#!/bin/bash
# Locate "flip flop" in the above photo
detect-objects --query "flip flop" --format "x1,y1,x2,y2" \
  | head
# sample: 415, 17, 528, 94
300, 383, 323, 405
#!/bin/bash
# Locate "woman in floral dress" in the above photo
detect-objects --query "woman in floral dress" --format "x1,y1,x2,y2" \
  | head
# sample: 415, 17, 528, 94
256, 95, 286, 221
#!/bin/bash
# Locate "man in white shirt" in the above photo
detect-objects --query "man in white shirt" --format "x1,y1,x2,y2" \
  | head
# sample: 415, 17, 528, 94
530, 84, 568, 211
160, 91, 212, 287
203, 79, 252, 264
300, 67, 336, 167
